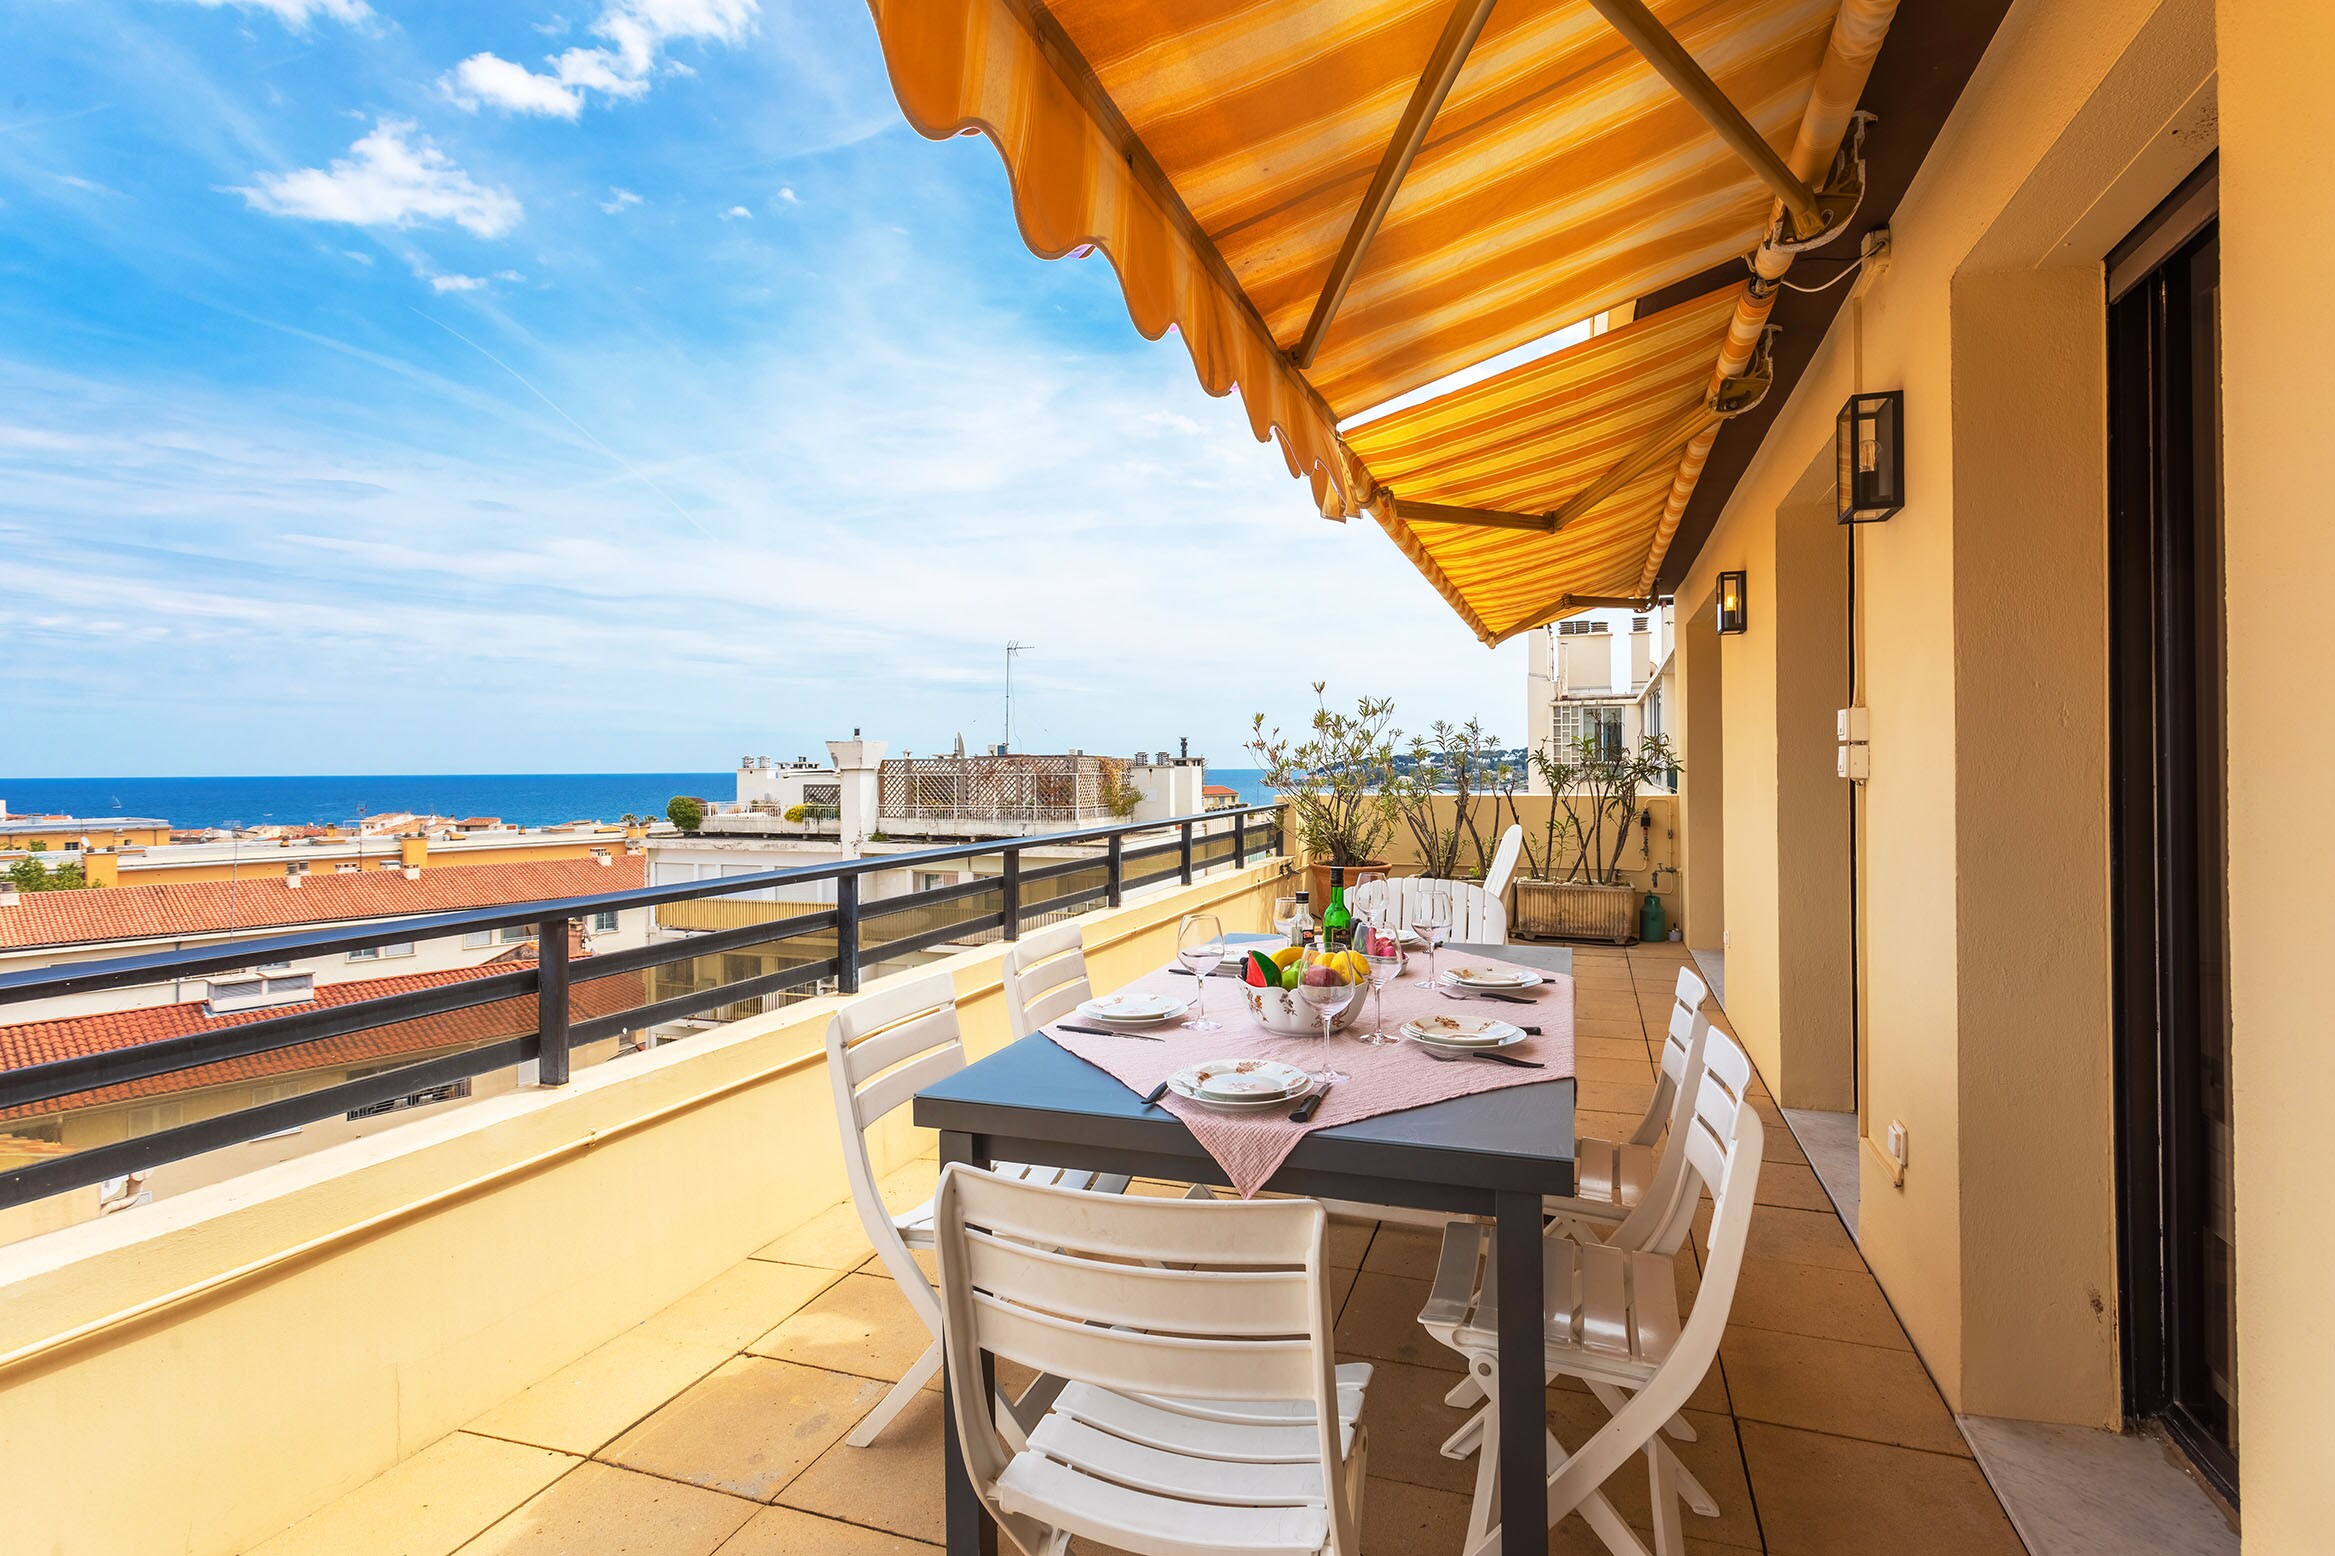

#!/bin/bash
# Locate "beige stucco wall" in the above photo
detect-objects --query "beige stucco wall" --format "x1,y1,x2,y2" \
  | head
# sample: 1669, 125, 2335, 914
2219, 1, 2334, 1545
0, 863, 1286, 1556
1675, 0, 2215, 1423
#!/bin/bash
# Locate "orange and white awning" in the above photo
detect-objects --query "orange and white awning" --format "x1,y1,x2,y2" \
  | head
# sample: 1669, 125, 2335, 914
1347, 285, 1743, 643
864, 0, 1899, 639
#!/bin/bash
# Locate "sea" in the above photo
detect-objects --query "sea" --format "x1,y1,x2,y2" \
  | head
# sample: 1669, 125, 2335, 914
0, 769, 1278, 833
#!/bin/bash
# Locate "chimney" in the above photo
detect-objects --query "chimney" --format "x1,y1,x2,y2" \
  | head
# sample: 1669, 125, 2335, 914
401, 865, 421, 881
0, 882, 18, 908
591, 847, 613, 867
83, 850, 120, 889
825, 735, 888, 853
398, 834, 428, 871
284, 862, 305, 888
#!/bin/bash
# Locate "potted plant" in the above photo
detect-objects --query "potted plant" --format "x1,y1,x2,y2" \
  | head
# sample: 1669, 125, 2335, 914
1511, 731, 1680, 943
1247, 686, 1399, 905
1386, 717, 1512, 881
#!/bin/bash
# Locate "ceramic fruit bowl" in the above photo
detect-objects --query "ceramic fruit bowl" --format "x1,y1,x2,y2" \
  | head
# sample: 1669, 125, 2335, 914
1245, 983, 1362, 1035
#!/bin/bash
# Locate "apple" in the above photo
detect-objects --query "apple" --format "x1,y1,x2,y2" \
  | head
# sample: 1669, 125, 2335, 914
1301, 963, 1347, 987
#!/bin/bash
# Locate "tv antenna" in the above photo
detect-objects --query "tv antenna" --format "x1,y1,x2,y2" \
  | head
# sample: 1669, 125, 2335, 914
1003, 641, 1033, 754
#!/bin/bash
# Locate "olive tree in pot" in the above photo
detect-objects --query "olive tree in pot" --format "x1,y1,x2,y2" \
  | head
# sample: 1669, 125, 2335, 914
1386, 717, 1514, 881
1510, 731, 1680, 943
1247, 686, 1399, 906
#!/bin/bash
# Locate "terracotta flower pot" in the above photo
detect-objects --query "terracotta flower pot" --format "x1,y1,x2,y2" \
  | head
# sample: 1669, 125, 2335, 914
1306, 859, 1388, 909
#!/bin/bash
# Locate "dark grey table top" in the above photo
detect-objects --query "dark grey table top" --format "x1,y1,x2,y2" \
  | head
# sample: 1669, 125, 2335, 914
914, 940, 1577, 1203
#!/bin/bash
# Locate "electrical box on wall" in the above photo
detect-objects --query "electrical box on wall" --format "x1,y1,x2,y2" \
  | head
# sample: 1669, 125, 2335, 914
1837, 706, 1870, 782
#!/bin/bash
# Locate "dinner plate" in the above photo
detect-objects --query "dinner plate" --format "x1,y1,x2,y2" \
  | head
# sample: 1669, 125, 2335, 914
1438, 965, 1543, 991
1079, 992, 1192, 1026
1167, 1060, 1316, 1111
1400, 1014, 1527, 1049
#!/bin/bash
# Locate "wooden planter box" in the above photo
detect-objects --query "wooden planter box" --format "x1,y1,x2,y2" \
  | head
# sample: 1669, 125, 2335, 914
1514, 879, 1639, 944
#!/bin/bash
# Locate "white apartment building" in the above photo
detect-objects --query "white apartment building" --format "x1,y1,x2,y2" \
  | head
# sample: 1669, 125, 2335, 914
1523, 605, 1677, 791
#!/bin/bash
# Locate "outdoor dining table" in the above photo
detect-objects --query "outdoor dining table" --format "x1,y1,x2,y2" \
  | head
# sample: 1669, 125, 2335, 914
913, 937, 1577, 1556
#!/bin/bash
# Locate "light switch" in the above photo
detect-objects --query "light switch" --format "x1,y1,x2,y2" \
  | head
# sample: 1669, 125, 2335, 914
1838, 743, 1870, 781
1837, 706, 1869, 742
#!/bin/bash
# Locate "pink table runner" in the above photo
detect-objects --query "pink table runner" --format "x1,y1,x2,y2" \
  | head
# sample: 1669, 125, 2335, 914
1045, 949, 1575, 1197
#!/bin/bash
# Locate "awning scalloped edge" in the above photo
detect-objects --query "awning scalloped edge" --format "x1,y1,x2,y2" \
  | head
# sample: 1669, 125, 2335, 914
1365, 493, 1502, 648
865, 0, 1365, 520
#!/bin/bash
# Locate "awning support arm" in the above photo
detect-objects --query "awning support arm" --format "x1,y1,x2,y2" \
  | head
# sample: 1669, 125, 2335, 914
1293, 0, 1500, 368
1389, 498, 1560, 534
1583, 0, 1827, 238
1546, 400, 1721, 530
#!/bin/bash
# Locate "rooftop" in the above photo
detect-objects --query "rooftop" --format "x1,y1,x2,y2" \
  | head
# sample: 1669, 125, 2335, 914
0, 952, 644, 1120
239, 946, 2024, 1556
0, 855, 645, 952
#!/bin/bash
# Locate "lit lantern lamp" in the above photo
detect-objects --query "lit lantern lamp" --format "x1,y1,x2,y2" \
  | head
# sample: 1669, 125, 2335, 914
1836, 390, 1905, 523
1716, 571, 1748, 636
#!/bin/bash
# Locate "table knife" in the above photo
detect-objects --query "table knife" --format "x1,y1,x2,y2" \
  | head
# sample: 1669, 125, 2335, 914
1054, 1023, 1165, 1041
1141, 1080, 1172, 1106
1290, 1084, 1333, 1123
1469, 1051, 1545, 1069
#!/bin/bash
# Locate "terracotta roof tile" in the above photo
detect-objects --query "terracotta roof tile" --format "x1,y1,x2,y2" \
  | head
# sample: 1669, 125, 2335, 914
0, 957, 649, 1119
0, 855, 645, 951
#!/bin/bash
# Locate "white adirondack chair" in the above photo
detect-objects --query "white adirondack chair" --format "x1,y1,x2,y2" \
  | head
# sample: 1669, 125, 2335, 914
1346, 875, 1507, 944
1419, 1028, 1765, 1556
824, 970, 1131, 1447
1482, 824, 1525, 900
932, 1164, 1374, 1556
1000, 921, 1094, 1039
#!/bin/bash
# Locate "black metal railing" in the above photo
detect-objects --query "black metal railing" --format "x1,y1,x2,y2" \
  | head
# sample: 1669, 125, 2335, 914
0, 804, 1282, 1211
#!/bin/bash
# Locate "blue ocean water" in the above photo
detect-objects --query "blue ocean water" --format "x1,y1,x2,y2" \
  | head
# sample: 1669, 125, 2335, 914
0, 769, 1279, 832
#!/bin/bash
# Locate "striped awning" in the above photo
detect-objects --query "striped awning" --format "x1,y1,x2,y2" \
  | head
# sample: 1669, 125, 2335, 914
865, 0, 1895, 637
1347, 284, 1742, 643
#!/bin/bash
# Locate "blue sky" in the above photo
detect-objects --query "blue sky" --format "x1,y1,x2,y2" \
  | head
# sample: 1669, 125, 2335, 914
0, 0, 1526, 778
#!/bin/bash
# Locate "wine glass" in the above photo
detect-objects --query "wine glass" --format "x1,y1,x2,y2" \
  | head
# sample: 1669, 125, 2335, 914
1409, 885, 1451, 986
1177, 913, 1225, 1031
1272, 895, 1300, 945
1297, 953, 1357, 1083
1358, 925, 1405, 1045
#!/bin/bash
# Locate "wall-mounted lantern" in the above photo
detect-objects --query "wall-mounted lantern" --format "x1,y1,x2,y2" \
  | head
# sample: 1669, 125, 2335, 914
1716, 570, 1748, 636
1837, 390, 1905, 523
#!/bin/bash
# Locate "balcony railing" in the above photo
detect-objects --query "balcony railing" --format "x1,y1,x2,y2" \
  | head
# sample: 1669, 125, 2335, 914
0, 803, 1284, 1215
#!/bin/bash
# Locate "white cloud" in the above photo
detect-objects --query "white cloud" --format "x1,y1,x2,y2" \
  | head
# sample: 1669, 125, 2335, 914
719, 204, 750, 220
493, 269, 526, 283
443, 52, 582, 120
342, 249, 374, 265
774, 186, 798, 206
428, 273, 488, 293
234, 120, 521, 238
599, 186, 642, 213
175, 0, 372, 30
441, 0, 756, 118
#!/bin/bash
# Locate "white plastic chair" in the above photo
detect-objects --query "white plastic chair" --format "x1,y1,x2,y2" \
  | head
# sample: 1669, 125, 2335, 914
1347, 875, 1508, 944
1000, 921, 1093, 1039
1482, 824, 1524, 901
1419, 1028, 1765, 1556
932, 1164, 1374, 1556
825, 970, 1130, 1447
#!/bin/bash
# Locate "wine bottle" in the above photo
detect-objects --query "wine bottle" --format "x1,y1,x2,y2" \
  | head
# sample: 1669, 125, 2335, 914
1322, 867, 1352, 952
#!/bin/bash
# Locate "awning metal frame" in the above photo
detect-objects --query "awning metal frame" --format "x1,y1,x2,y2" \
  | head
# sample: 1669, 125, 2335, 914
1584, 0, 1834, 240
1293, 0, 1501, 369
1387, 497, 1562, 534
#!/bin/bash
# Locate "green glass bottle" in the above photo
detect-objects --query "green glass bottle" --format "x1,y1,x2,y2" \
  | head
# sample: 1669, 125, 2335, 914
1322, 866, 1352, 952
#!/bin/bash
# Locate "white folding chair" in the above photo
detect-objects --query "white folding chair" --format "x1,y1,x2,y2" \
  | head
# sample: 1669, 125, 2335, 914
1553, 966, 1712, 1238
825, 970, 1131, 1447
933, 1164, 1374, 1556
1000, 921, 1093, 1039
1419, 1028, 1765, 1556
1347, 875, 1508, 944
